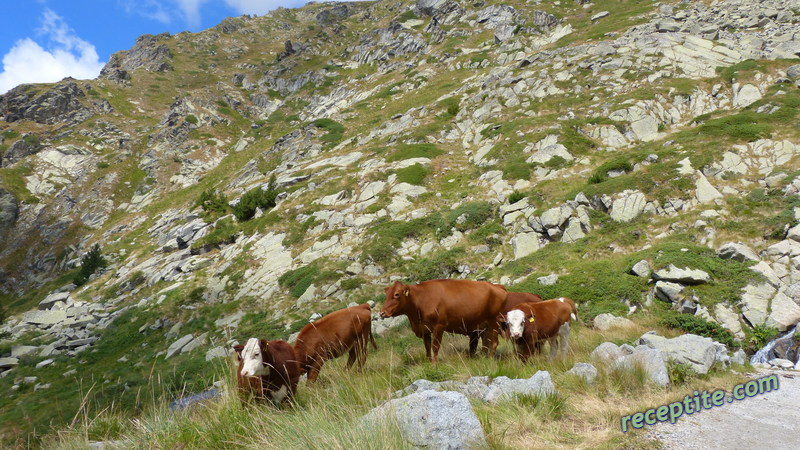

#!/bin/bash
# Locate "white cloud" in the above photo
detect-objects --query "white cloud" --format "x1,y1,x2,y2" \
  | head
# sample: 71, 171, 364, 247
175, 0, 210, 28
0, 9, 104, 94
224, 0, 304, 16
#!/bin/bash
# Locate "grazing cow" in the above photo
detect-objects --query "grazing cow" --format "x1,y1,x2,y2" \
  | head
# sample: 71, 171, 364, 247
380, 279, 507, 363
233, 338, 301, 405
504, 297, 578, 361
293, 303, 376, 383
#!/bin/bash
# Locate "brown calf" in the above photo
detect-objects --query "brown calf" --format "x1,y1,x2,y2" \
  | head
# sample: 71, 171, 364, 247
504, 297, 577, 361
233, 338, 301, 405
293, 303, 376, 383
380, 279, 507, 363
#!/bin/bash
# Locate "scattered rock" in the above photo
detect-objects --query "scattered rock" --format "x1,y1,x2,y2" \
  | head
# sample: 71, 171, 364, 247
638, 332, 728, 375
652, 265, 710, 284
593, 313, 636, 331
568, 362, 598, 383
631, 260, 651, 278
363, 390, 486, 449
654, 281, 685, 303
717, 242, 759, 262
537, 274, 558, 286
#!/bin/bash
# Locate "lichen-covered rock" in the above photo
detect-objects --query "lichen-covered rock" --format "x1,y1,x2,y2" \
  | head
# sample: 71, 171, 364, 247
593, 313, 636, 331
363, 390, 486, 450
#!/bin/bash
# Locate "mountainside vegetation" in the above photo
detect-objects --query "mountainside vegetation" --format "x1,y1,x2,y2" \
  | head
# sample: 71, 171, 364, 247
1, 0, 800, 447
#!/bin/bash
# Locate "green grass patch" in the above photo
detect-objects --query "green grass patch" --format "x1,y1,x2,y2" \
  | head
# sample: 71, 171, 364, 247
395, 163, 429, 185
385, 143, 444, 162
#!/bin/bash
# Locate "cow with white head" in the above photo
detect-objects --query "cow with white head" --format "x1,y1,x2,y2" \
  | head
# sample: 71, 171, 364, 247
232, 337, 301, 405
502, 298, 576, 362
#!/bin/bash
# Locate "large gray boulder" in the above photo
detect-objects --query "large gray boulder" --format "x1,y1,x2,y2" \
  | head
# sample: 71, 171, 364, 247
652, 264, 710, 284
610, 191, 646, 223
568, 362, 598, 383
592, 341, 668, 387
21, 310, 67, 326
591, 341, 625, 363
638, 332, 728, 375
611, 345, 670, 387
739, 283, 776, 327
654, 280, 685, 302
363, 390, 486, 449
0, 357, 19, 369
165, 334, 195, 359
593, 313, 636, 331
630, 260, 651, 278
766, 291, 800, 332
483, 371, 556, 403
714, 303, 745, 340
39, 292, 70, 310
716, 242, 759, 262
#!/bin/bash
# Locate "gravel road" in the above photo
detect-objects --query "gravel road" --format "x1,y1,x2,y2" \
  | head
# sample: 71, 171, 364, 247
646, 370, 800, 450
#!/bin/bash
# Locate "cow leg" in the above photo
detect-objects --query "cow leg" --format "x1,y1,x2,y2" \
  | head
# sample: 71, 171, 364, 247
306, 359, 323, 384
559, 322, 570, 359
484, 326, 499, 358
468, 331, 480, 357
346, 346, 358, 369
548, 336, 559, 361
431, 325, 445, 364
423, 333, 432, 360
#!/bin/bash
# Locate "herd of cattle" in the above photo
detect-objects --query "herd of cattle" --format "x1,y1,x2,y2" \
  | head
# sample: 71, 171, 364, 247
232, 279, 579, 405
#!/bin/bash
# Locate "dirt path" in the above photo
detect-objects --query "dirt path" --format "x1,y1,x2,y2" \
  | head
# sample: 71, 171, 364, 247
646, 370, 800, 450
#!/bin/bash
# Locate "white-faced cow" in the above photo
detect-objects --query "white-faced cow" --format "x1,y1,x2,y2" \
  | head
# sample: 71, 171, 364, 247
233, 338, 300, 405
504, 297, 578, 361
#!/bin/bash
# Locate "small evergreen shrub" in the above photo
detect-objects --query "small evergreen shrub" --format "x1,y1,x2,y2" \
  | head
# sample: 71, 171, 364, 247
508, 191, 526, 204
659, 312, 738, 348
73, 244, 108, 286
195, 189, 229, 216
233, 176, 279, 221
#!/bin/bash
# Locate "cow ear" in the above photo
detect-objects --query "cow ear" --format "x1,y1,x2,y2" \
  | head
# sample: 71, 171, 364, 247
233, 344, 244, 359
259, 339, 268, 352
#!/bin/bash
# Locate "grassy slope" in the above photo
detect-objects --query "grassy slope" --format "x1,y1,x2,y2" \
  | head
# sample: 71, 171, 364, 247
44, 319, 750, 449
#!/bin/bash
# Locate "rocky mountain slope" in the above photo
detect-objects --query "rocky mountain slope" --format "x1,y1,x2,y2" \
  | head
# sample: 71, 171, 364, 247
1, 0, 800, 445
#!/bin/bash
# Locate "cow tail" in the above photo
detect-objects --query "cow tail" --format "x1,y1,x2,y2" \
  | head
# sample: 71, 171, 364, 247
369, 326, 377, 350
571, 301, 581, 325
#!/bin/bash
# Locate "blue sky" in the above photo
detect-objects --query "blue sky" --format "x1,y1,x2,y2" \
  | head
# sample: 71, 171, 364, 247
0, 0, 307, 93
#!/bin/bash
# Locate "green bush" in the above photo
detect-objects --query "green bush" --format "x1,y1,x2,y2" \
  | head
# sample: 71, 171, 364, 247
2, 130, 19, 139
340, 277, 365, 291
279, 265, 321, 298
544, 155, 570, 170
395, 163, 429, 185
447, 201, 494, 232
96, 161, 110, 169
502, 156, 531, 180
397, 10, 418, 22
22, 134, 39, 146
233, 176, 279, 221
312, 118, 345, 145
589, 157, 633, 184
195, 189, 229, 216
745, 324, 779, 353
385, 143, 444, 162
185, 114, 199, 125
694, 111, 772, 142
508, 191, 526, 204
439, 96, 460, 118
406, 248, 465, 281
73, 244, 108, 286
659, 312, 738, 348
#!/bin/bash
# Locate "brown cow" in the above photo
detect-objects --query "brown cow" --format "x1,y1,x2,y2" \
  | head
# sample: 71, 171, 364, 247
293, 303, 376, 383
380, 279, 507, 363
504, 297, 578, 361
233, 338, 301, 405
503, 291, 544, 314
